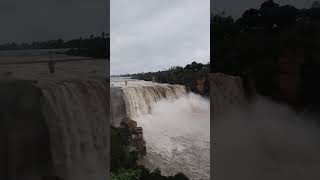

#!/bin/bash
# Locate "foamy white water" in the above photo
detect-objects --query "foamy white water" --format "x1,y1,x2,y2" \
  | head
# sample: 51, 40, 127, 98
112, 78, 210, 179
111, 78, 187, 119
138, 93, 210, 180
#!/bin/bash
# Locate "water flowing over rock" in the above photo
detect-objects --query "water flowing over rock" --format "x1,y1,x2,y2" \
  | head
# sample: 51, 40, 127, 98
0, 80, 52, 180
121, 85, 187, 119
111, 79, 209, 180
110, 79, 187, 125
0, 55, 109, 180
110, 81, 188, 167
0, 79, 110, 180
41, 80, 109, 180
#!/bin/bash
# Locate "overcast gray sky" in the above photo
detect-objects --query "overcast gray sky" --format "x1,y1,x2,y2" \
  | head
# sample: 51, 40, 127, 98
0, 0, 109, 44
110, 0, 210, 75
211, 0, 315, 18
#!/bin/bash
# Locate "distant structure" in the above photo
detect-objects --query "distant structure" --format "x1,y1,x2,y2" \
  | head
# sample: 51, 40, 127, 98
152, 76, 155, 83
48, 51, 55, 74
48, 60, 55, 74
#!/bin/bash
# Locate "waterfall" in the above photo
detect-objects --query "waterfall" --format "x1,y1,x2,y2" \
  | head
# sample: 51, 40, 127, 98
111, 79, 209, 180
121, 84, 187, 119
138, 93, 210, 180
110, 75, 245, 179
40, 80, 109, 180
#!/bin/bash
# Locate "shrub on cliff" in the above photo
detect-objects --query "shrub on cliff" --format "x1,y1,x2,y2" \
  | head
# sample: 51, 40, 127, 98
111, 168, 189, 180
139, 168, 189, 180
111, 169, 141, 180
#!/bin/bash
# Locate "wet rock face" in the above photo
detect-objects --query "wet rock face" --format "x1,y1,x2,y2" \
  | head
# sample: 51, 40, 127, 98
110, 87, 128, 127
209, 73, 245, 115
196, 79, 205, 94
119, 117, 138, 129
119, 118, 146, 158
0, 80, 53, 180
129, 126, 146, 157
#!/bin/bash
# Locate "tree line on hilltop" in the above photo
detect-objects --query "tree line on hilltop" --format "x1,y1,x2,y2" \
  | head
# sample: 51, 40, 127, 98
212, 0, 320, 110
118, 61, 210, 96
0, 33, 109, 59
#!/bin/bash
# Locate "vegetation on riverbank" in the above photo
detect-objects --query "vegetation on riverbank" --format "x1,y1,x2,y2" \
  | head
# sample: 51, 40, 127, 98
117, 61, 210, 96
0, 33, 109, 59
212, 0, 320, 110
111, 168, 189, 180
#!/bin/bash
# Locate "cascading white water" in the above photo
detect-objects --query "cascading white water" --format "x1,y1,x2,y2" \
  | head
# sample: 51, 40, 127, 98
122, 85, 187, 119
40, 80, 109, 180
138, 93, 210, 180
114, 79, 210, 180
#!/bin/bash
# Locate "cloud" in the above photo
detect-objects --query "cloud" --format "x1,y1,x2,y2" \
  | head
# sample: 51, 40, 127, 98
111, 0, 210, 75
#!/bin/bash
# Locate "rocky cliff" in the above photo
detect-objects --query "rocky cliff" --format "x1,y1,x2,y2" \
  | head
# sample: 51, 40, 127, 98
110, 87, 127, 127
209, 73, 246, 180
210, 73, 245, 115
